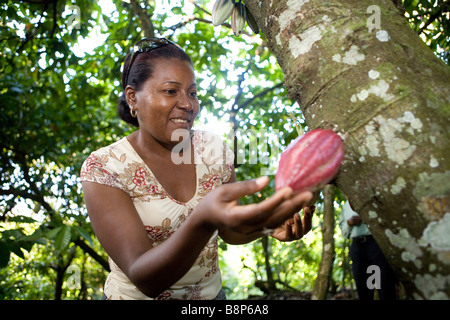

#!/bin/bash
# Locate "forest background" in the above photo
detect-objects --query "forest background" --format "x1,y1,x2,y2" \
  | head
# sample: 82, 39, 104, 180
0, 0, 448, 300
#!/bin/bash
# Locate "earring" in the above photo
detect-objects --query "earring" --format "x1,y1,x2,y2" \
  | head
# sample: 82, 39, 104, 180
130, 107, 137, 118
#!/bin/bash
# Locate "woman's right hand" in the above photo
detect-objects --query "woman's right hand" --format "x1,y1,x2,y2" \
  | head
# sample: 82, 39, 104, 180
194, 176, 314, 236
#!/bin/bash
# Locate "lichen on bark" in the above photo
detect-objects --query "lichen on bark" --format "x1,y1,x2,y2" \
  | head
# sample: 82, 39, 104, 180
244, 0, 450, 298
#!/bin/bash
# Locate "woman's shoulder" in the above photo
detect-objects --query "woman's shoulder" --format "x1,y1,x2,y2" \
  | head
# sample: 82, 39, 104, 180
79, 137, 134, 186
87, 137, 130, 158
83, 137, 140, 167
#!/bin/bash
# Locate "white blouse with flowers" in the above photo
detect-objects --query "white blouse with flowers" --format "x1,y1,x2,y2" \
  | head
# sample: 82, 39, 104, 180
80, 130, 234, 300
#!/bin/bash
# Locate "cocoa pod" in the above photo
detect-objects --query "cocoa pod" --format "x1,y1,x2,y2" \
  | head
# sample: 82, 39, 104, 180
231, 1, 246, 36
211, 0, 235, 26
245, 5, 259, 34
275, 129, 344, 193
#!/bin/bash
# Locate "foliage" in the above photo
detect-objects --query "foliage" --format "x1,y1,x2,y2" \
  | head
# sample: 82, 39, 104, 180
403, 0, 449, 64
0, 0, 447, 299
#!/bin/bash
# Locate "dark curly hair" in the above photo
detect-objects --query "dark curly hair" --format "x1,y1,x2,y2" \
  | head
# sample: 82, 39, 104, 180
118, 39, 193, 127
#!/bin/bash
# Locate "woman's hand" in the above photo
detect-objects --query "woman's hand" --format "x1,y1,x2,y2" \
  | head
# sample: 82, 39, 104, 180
196, 176, 313, 237
270, 206, 315, 242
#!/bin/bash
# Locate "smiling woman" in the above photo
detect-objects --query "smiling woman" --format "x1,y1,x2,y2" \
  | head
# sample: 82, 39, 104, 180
117, 38, 194, 128
79, 37, 315, 300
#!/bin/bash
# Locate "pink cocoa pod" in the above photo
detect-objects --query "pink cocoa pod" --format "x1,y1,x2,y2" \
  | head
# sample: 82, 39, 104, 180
275, 129, 344, 193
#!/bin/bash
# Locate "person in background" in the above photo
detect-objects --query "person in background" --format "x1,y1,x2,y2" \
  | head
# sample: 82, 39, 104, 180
339, 200, 397, 300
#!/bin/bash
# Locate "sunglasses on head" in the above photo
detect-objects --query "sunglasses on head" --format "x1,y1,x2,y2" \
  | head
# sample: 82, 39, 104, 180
123, 37, 182, 88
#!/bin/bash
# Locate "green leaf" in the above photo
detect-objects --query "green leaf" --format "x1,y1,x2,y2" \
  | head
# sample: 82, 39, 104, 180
54, 225, 72, 252
7, 242, 25, 259
45, 226, 62, 239
0, 241, 10, 268
19, 228, 47, 246
74, 225, 94, 246
8, 215, 38, 223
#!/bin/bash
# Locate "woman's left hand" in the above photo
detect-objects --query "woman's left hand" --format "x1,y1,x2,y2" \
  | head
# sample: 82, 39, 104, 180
270, 206, 315, 242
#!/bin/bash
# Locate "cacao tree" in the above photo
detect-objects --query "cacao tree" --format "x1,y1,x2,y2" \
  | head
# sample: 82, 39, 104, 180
311, 184, 336, 300
243, 0, 450, 299
1, 0, 447, 300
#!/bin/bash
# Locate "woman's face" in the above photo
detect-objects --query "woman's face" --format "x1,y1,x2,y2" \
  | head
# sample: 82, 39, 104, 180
130, 57, 200, 148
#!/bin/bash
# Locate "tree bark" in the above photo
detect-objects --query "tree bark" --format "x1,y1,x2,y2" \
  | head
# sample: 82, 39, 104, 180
51, 247, 76, 300
312, 184, 336, 300
261, 236, 277, 291
245, 0, 450, 299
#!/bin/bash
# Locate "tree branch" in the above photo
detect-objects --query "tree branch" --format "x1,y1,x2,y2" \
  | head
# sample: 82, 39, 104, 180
231, 64, 252, 113
418, 2, 449, 34
16, 0, 53, 3
53, 246, 77, 300
10, 2, 47, 65
73, 238, 110, 272
188, 0, 211, 16
239, 83, 284, 110
0, 142, 55, 218
49, 0, 58, 38
0, 188, 51, 212
15, 154, 55, 215
130, 0, 154, 38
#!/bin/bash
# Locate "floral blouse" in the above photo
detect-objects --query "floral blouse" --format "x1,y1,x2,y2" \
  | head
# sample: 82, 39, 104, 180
80, 130, 234, 300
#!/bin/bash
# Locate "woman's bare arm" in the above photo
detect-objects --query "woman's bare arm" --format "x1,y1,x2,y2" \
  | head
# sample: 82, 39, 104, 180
82, 177, 312, 298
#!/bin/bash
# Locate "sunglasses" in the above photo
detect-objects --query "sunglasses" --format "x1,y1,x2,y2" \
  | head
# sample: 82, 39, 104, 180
123, 37, 183, 88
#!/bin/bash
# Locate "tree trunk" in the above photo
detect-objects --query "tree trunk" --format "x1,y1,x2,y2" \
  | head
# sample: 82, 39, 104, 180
312, 184, 336, 300
261, 236, 277, 291
130, 0, 155, 38
245, 0, 450, 299
52, 248, 76, 300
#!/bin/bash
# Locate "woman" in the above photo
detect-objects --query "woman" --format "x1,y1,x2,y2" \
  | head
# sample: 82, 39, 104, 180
80, 38, 315, 300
